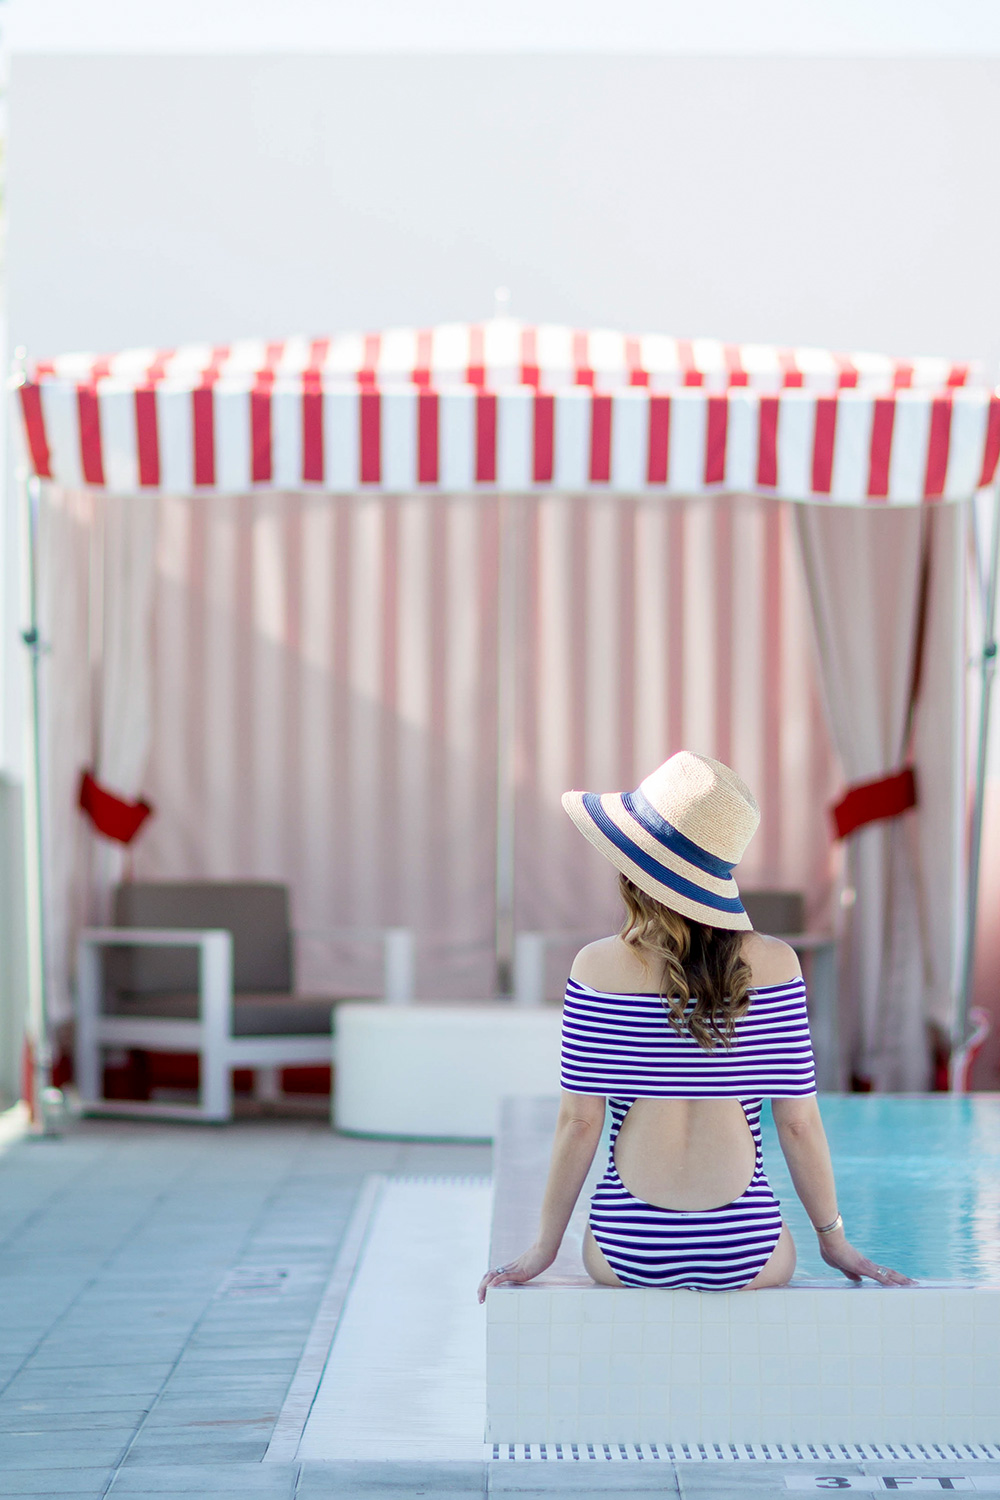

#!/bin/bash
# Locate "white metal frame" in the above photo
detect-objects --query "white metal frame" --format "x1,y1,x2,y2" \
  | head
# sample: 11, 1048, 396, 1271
954, 478, 1000, 1069
75, 923, 416, 1122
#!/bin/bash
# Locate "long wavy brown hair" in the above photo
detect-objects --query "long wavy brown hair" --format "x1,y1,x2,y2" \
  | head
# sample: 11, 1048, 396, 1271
618, 873, 753, 1051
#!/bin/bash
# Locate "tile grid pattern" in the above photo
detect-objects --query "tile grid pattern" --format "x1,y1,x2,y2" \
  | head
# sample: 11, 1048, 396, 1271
0, 1119, 490, 1498
488, 1282, 1000, 1445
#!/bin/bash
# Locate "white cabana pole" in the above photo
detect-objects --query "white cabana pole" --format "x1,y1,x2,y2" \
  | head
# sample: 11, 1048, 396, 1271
494, 492, 518, 996
952, 479, 1000, 1085
16, 466, 56, 1130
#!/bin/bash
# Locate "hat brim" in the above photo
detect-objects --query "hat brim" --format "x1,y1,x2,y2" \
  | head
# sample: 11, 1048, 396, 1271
561, 788, 752, 932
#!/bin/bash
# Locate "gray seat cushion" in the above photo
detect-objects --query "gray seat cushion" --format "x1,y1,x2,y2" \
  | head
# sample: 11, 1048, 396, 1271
109, 992, 335, 1037
740, 889, 806, 936
110, 882, 293, 994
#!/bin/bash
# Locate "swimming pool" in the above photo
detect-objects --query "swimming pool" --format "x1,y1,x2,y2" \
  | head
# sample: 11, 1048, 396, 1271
761, 1095, 1000, 1283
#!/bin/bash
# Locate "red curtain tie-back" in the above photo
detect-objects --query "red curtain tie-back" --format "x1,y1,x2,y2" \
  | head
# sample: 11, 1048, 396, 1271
78, 770, 154, 844
831, 765, 917, 840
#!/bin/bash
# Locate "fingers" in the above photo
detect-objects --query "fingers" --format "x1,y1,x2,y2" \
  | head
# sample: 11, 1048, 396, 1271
827, 1242, 915, 1288
862, 1260, 915, 1287
477, 1269, 504, 1302
477, 1263, 524, 1302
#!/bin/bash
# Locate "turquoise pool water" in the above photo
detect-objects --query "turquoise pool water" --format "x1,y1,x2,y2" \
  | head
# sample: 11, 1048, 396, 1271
759, 1095, 1000, 1284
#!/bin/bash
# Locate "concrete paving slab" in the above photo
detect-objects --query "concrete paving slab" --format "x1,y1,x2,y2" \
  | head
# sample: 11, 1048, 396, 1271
148, 1391, 280, 1412
22, 1345, 185, 1369
2, 1367, 171, 1398
165, 1363, 297, 1391
0, 1320, 61, 1339
158, 1371, 291, 1395
488, 1465, 681, 1493
0, 1468, 114, 1497
106, 1462, 298, 1494
120, 1434, 270, 1464
170, 1355, 298, 1377
299, 1489, 487, 1500
0, 1492, 108, 1500
0, 1408, 149, 1432
488, 1491, 676, 1500
185, 1331, 307, 1349
138, 1408, 278, 1432
0, 1428, 135, 1468
297, 1461, 488, 1494
172, 1344, 303, 1364
111, 1487, 295, 1500
0, 1334, 45, 1355
0, 1395, 154, 1416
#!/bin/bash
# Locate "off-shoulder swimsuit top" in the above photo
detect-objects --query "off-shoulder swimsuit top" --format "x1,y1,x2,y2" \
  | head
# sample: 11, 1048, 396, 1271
560, 976, 817, 1289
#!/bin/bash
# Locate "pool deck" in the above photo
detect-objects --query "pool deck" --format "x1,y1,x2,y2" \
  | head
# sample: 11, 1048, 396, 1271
1, 1115, 999, 1499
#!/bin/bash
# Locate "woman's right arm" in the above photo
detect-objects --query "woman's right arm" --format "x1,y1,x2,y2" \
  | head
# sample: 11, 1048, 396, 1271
771, 1096, 914, 1286
477, 1089, 605, 1302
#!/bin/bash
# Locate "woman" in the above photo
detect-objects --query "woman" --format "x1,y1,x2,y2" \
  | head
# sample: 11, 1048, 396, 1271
478, 751, 911, 1299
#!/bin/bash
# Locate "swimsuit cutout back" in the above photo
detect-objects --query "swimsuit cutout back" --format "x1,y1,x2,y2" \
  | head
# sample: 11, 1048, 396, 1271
560, 976, 817, 1289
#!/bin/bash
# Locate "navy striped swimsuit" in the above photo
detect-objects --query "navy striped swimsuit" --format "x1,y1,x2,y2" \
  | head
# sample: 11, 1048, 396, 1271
561, 977, 817, 1290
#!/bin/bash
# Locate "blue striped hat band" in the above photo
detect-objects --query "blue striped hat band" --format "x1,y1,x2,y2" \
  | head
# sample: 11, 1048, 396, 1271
620, 788, 736, 879
580, 793, 746, 917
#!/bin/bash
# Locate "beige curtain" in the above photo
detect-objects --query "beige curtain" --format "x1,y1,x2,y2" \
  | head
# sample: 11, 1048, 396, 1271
39, 486, 842, 1023
512, 493, 840, 990
37, 487, 159, 1022
138, 491, 502, 1000
795, 504, 966, 1090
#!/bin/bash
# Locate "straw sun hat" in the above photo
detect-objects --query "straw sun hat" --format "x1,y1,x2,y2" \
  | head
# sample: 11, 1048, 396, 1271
561, 751, 760, 932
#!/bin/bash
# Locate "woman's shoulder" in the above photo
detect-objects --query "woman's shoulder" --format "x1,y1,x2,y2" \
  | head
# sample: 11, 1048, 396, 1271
569, 931, 803, 995
569, 935, 654, 994
740, 931, 802, 990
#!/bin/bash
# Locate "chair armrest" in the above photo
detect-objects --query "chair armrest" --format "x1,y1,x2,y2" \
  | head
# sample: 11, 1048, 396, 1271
76, 928, 234, 1033
511, 930, 605, 1007
79, 926, 231, 947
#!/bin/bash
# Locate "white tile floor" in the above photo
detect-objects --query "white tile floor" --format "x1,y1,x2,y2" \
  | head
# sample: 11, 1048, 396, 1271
295, 1177, 491, 1461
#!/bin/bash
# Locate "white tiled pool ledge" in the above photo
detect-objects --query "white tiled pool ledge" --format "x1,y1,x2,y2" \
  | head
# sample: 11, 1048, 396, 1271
487, 1099, 1000, 1448
485, 1281, 1000, 1446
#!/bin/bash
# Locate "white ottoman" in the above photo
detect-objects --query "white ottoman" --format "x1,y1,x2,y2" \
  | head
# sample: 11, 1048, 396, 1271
333, 1002, 562, 1139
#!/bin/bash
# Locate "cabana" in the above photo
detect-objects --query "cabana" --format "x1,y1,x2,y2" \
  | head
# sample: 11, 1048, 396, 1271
12, 320, 1000, 1118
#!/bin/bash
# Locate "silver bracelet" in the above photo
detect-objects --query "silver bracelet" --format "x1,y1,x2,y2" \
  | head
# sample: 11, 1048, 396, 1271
814, 1213, 843, 1235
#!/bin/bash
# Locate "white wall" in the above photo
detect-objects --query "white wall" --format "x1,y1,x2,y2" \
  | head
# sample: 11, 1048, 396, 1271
9, 0, 1000, 58
7, 52, 1000, 372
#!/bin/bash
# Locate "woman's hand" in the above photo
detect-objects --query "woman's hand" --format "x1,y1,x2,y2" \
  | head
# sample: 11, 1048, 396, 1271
818, 1229, 915, 1286
477, 1245, 555, 1303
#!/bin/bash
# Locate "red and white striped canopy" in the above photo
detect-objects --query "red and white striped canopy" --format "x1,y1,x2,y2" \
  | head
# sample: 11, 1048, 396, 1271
15, 321, 1000, 503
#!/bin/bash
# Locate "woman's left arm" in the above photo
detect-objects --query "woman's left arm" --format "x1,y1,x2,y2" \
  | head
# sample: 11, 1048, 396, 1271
477, 1091, 605, 1302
